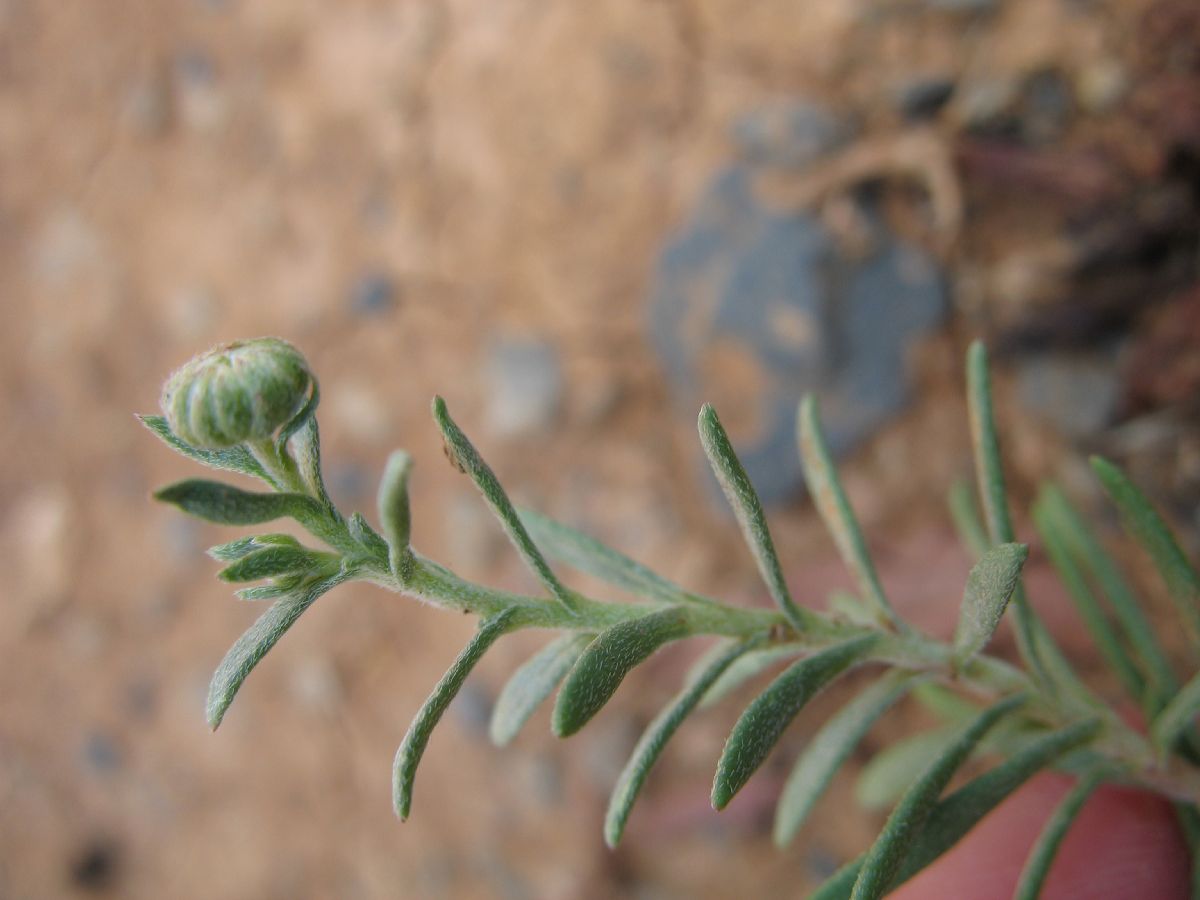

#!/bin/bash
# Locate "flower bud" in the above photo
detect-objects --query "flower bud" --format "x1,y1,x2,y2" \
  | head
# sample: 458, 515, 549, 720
161, 338, 314, 448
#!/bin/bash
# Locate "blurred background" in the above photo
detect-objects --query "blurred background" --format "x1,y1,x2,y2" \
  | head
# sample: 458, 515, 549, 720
3, 0, 1200, 897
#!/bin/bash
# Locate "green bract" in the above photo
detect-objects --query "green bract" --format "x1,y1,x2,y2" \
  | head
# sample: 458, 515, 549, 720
146, 337, 1200, 899
161, 337, 314, 448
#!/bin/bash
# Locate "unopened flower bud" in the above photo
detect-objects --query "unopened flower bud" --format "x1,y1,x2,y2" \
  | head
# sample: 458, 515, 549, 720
161, 338, 314, 448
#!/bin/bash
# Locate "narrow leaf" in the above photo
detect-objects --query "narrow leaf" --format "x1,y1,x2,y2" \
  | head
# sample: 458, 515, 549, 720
1042, 484, 1176, 709
775, 671, 923, 847
393, 609, 519, 820
218, 545, 328, 583
605, 637, 763, 847
697, 643, 804, 710
235, 575, 303, 601
953, 542, 1029, 666
1034, 494, 1146, 704
851, 694, 1028, 900
208, 533, 301, 562
828, 590, 876, 627
811, 718, 1102, 900
139, 414, 275, 486
797, 396, 900, 630
155, 479, 322, 527
206, 571, 347, 729
1092, 455, 1200, 652
433, 396, 579, 613
552, 607, 689, 737
965, 342, 1087, 706
284, 395, 332, 506
489, 633, 593, 747
699, 404, 815, 632
519, 508, 708, 605
377, 450, 414, 579
711, 634, 879, 810
1152, 669, 1200, 756
1013, 767, 1107, 900
856, 727, 959, 811
947, 478, 989, 558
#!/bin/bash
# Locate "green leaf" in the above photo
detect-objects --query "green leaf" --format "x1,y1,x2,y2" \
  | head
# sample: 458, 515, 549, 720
911, 682, 981, 724
218, 545, 329, 583
1092, 455, 1200, 653
775, 671, 923, 847
206, 570, 348, 729
1013, 767, 1107, 900
953, 542, 1029, 667
518, 508, 707, 606
699, 404, 816, 633
1041, 484, 1176, 709
155, 478, 322, 527
393, 609, 519, 820
797, 396, 901, 630
1152, 669, 1200, 757
828, 590, 876, 627
850, 694, 1028, 900
811, 717, 1102, 900
281, 389, 330, 505
947, 478, 989, 558
552, 607, 689, 737
235, 575, 304, 601
377, 450, 414, 580
856, 727, 958, 810
139, 414, 275, 486
711, 634, 879, 810
605, 636, 764, 847
208, 533, 301, 562
432, 397, 579, 614
490, 633, 593, 747
1034, 493, 1146, 705
697, 643, 804, 710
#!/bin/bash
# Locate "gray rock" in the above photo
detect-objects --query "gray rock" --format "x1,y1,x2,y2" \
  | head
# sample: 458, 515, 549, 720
1022, 69, 1073, 144
649, 165, 946, 503
483, 337, 564, 439
730, 101, 848, 170
954, 77, 1019, 131
1015, 351, 1120, 438
81, 732, 122, 775
894, 76, 956, 121
349, 271, 397, 316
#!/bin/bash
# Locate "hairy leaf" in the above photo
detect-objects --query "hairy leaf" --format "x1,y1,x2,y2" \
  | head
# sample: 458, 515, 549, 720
828, 590, 876, 627
1013, 767, 1106, 900
711, 634, 879, 810
947, 478, 989, 558
393, 609, 519, 820
218, 545, 328, 583
208, 533, 301, 562
206, 570, 348, 729
155, 479, 322, 527
1041, 484, 1176, 709
775, 671, 923, 847
953, 543, 1029, 667
377, 450, 415, 578
1034, 495, 1145, 704
552, 607, 690, 737
1092, 455, 1200, 653
856, 727, 959, 810
519, 508, 706, 606
1152, 670, 1200, 757
433, 397, 579, 613
606, 637, 763, 847
699, 404, 814, 632
696, 643, 805, 710
235, 575, 303, 601
851, 694, 1027, 899
797, 396, 900, 630
490, 633, 593, 747
139, 414, 275, 485
812, 718, 1102, 900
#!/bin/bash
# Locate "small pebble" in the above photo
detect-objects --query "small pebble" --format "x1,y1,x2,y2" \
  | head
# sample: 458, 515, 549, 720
349, 271, 397, 316
81, 732, 123, 776
1075, 59, 1129, 114
483, 337, 564, 439
1022, 69, 1073, 145
1015, 351, 1120, 438
894, 75, 956, 121
730, 101, 847, 169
